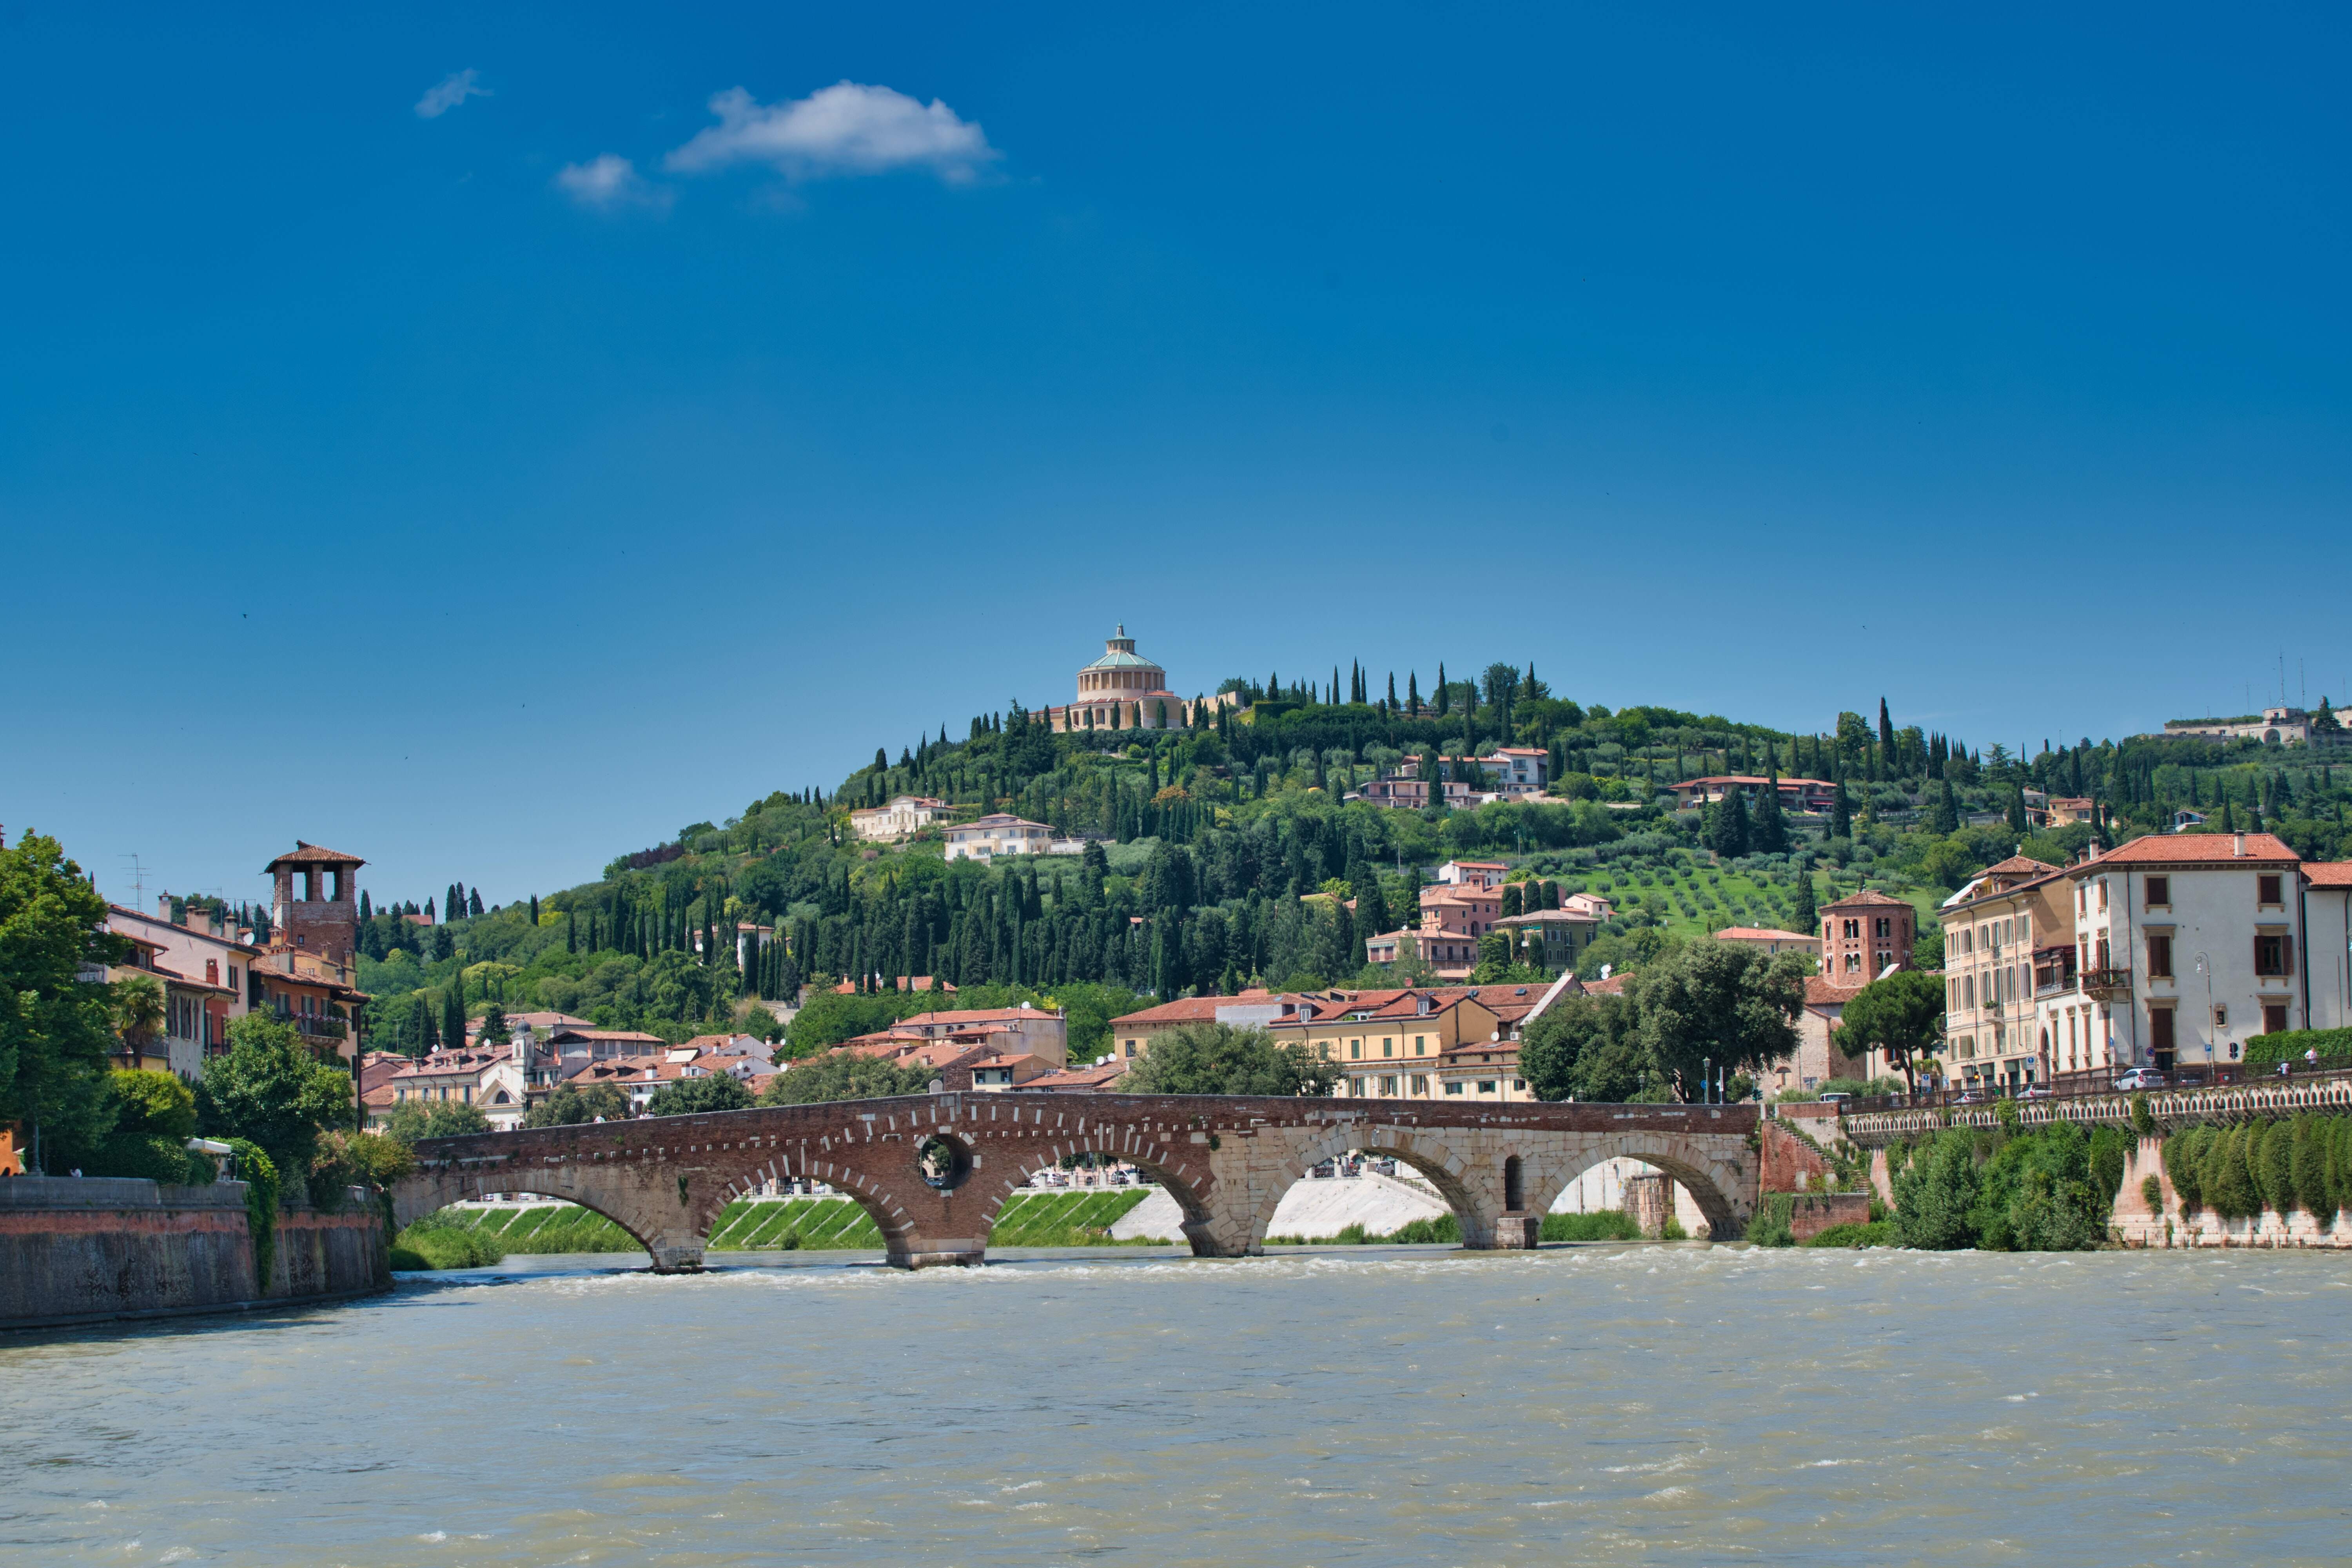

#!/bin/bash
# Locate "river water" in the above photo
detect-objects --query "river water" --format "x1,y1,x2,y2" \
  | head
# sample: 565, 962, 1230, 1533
5, 1243, 2350, 1566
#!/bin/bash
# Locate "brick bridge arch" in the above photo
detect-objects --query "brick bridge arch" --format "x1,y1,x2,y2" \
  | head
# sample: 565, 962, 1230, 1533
396, 1095, 1759, 1269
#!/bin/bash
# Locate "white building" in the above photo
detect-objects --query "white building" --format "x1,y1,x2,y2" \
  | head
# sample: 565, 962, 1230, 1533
849, 795, 947, 843
944, 813, 1058, 862
2044, 834, 2345, 1076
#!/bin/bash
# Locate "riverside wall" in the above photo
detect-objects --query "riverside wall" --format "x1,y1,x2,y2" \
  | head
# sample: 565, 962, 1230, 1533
0, 1176, 390, 1330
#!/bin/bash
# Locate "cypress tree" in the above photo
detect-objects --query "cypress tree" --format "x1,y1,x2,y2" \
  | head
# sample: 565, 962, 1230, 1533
566, 908, 577, 953
1790, 868, 1818, 937
528, 893, 539, 926
441, 979, 466, 1056
1754, 767, 1789, 853
1878, 697, 1894, 753
359, 890, 372, 920
1436, 663, 1449, 717
1931, 777, 1959, 835
1831, 781, 1851, 839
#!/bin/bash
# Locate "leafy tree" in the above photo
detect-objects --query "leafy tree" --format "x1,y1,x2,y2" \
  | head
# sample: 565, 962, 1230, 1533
644, 1073, 755, 1116
1521, 993, 1651, 1101
383, 1100, 492, 1142
1124, 1022, 1338, 1096
1834, 969, 1946, 1092
1630, 941, 1802, 1100
1972, 1121, 2107, 1251
524, 1081, 633, 1127
0, 831, 131, 1172
1892, 1129, 1980, 1248
761, 1051, 935, 1104
83, 1069, 212, 1184
195, 1011, 355, 1177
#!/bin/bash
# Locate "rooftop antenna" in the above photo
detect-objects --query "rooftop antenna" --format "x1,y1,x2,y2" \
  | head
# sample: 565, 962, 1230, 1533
120, 853, 149, 908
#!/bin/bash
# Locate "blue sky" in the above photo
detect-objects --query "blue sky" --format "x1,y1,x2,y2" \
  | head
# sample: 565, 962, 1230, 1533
5, 3, 2348, 913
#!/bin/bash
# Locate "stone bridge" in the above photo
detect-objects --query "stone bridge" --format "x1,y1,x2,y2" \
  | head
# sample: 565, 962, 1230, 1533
394, 1093, 1762, 1270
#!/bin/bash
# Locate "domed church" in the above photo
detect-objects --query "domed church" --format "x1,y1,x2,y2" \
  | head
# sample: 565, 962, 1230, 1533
1047, 626, 1221, 733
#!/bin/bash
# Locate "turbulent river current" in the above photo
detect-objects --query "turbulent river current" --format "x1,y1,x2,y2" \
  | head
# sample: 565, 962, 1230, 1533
4, 1243, 2349, 1566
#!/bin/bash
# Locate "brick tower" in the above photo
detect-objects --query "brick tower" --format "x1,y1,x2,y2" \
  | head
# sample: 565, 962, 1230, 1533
264, 842, 367, 968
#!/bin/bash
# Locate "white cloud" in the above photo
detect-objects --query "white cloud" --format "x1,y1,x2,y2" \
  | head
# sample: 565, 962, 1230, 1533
415, 69, 490, 120
554, 154, 671, 212
664, 81, 999, 184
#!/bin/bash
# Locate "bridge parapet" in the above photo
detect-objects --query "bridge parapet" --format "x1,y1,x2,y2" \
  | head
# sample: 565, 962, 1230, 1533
1841, 1078, 2352, 1147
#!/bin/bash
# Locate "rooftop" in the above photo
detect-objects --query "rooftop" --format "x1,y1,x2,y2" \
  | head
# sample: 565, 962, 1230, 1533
263, 840, 366, 871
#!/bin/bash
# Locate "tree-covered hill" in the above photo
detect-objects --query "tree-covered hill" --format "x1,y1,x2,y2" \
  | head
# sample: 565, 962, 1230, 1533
355, 670, 2352, 1058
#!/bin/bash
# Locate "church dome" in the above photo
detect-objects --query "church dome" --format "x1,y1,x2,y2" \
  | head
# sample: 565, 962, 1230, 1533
1080, 625, 1163, 675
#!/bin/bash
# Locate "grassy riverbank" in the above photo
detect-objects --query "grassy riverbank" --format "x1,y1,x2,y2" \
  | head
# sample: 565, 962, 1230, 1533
392, 1189, 1167, 1269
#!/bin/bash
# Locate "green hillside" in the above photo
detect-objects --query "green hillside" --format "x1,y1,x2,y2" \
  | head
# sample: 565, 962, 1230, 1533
351, 671, 2352, 1061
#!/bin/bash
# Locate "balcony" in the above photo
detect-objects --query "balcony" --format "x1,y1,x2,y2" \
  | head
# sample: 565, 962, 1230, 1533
2080, 966, 2132, 1002
276, 1008, 347, 1041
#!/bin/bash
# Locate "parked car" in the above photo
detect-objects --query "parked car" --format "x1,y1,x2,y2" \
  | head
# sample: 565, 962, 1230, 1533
2018, 1085, 2053, 1100
2113, 1067, 2167, 1091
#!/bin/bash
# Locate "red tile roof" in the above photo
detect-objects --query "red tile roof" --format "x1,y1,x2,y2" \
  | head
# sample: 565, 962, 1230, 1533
1714, 926, 1817, 942
1979, 855, 2061, 877
2305, 862, 2352, 887
1821, 889, 1913, 909
2085, 832, 2299, 866
263, 841, 367, 869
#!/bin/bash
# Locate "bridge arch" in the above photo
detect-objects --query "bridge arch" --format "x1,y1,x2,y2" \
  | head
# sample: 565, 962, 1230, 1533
1232, 1123, 1497, 1251
390, 1165, 668, 1268
1523, 1133, 1749, 1240
983, 1129, 1219, 1256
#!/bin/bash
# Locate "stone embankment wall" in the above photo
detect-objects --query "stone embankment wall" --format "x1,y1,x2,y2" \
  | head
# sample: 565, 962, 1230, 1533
0, 1176, 390, 1330
2107, 1134, 2352, 1248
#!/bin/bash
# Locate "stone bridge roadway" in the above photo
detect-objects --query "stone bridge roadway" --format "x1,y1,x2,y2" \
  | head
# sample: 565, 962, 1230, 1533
395, 1093, 1762, 1270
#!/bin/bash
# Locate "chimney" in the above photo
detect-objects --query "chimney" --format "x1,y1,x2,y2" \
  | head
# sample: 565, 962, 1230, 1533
2234, 834, 2246, 858
158, 892, 175, 921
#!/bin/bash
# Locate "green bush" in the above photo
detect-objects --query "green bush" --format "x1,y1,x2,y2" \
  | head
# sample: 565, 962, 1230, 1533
1973, 1121, 2107, 1251
1386, 1213, 1461, 1244
2243, 1027, 2352, 1073
2165, 1125, 2210, 1212
2141, 1174, 2164, 1213
1747, 1192, 1797, 1247
392, 1216, 507, 1269
1891, 1131, 1980, 1249
1541, 1210, 1643, 1242
2203, 1126, 2262, 1220
1659, 1214, 1689, 1240
2257, 1121, 2297, 1216
1804, 1220, 1895, 1248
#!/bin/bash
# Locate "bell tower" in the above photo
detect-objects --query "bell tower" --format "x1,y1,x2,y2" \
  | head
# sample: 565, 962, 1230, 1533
263, 842, 367, 967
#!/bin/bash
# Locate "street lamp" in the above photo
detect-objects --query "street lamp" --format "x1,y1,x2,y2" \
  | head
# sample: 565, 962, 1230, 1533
2194, 952, 2215, 1080
1703, 1056, 1712, 1105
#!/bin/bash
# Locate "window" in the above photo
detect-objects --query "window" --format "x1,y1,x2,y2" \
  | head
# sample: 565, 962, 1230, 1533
1410, 1074, 1427, 1094
2147, 933, 2172, 979
1350, 1040, 1361, 1060
1382, 1038, 1394, 1058
1444, 1081, 1464, 1095
2254, 934, 2292, 977
205, 958, 219, 984
1414, 1035, 1426, 1055
2258, 874, 2283, 906
1843, 918, 1861, 939
1379, 1075, 1397, 1095
2145, 876, 2169, 908
2264, 1004, 2289, 1035
2212, 1004, 2229, 1028
1477, 1080, 1497, 1094
2150, 1007, 2175, 1055
2098, 881, 2109, 912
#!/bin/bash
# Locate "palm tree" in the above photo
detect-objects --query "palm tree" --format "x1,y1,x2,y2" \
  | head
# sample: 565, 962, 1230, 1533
112, 974, 165, 1051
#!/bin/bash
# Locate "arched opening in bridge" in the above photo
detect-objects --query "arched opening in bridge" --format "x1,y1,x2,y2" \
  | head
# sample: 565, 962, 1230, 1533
397, 1186, 657, 1266
1255, 1140, 1480, 1248
1503, 1155, 1526, 1212
917, 1133, 972, 1192
988, 1145, 1213, 1253
1546, 1154, 1731, 1240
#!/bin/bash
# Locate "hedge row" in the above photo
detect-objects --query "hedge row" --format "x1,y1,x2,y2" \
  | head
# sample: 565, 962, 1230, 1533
2244, 1029, 2352, 1071
2162, 1114, 2352, 1220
